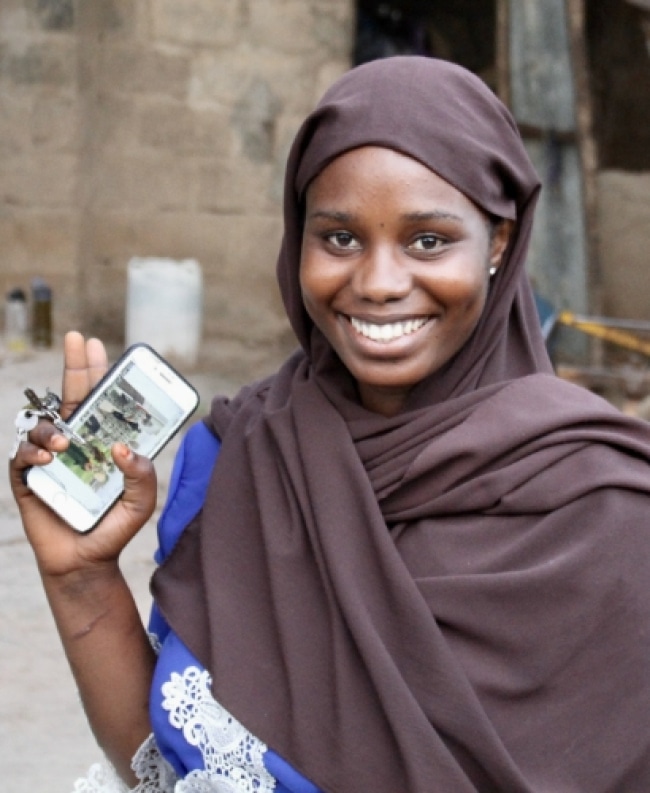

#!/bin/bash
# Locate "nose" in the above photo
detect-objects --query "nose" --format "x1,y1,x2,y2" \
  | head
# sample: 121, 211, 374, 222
353, 246, 411, 303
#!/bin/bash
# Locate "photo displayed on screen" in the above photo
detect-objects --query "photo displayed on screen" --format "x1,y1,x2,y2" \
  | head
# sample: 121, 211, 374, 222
44, 359, 186, 517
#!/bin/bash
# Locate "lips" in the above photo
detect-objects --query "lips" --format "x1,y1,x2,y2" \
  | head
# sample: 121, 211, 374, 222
349, 315, 430, 342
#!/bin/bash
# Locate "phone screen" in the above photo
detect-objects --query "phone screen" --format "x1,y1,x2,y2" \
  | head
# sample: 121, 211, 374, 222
27, 344, 199, 532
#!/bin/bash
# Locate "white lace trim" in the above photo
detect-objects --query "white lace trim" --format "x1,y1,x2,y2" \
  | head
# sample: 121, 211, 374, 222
71, 756, 128, 793
72, 666, 276, 792
71, 734, 177, 792
161, 665, 275, 793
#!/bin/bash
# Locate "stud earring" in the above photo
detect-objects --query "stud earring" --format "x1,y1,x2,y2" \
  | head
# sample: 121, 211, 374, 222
489, 266, 497, 277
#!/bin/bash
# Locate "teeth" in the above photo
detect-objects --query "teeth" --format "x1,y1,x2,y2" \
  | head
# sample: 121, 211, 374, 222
350, 316, 428, 342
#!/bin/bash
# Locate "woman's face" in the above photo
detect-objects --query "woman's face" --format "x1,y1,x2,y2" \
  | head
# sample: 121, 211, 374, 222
300, 146, 512, 416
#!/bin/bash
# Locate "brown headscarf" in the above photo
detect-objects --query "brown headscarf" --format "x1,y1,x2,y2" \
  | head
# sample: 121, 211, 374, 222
153, 57, 650, 791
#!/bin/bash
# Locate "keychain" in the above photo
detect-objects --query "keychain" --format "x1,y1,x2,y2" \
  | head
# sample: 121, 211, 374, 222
9, 388, 86, 460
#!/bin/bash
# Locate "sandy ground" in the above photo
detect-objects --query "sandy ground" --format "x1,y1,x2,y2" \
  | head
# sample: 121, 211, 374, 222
0, 345, 245, 792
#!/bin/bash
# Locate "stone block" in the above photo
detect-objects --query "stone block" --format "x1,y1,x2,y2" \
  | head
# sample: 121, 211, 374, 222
83, 92, 138, 152
0, 91, 33, 156
100, 45, 191, 99
76, 0, 141, 40
151, 0, 241, 47
231, 77, 283, 163
51, 273, 83, 338
0, 39, 76, 87
31, 91, 79, 151
188, 47, 261, 108
138, 102, 232, 156
247, 0, 352, 58
193, 50, 325, 118
196, 157, 275, 214
0, 1, 30, 35
215, 213, 283, 286
1, 153, 77, 207
33, 0, 75, 32
92, 155, 193, 212
0, 210, 79, 292
248, 0, 324, 54
311, 0, 355, 58
598, 170, 650, 320
201, 272, 288, 346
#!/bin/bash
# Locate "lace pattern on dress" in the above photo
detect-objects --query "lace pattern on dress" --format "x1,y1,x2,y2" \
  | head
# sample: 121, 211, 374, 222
71, 734, 177, 793
161, 665, 275, 793
71, 663, 275, 792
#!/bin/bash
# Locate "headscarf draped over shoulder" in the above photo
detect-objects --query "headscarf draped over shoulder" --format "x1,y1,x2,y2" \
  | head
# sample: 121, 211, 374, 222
153, 57, 650, 792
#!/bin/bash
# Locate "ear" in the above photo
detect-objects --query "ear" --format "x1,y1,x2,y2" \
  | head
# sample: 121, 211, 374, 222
489, 219, 514, 272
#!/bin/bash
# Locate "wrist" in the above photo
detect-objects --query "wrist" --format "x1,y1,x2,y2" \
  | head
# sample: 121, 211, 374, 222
39, 556, 121, 592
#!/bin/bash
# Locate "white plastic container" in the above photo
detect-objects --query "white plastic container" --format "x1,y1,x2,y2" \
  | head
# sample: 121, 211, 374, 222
126, 257, 203, 366
5, 287, 29, 353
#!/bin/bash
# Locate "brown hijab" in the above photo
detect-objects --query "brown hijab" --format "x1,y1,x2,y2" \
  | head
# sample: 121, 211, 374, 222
153, 57, 650, 791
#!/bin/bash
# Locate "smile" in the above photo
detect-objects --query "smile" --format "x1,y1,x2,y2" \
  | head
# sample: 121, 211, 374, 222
349, 316, 430, 342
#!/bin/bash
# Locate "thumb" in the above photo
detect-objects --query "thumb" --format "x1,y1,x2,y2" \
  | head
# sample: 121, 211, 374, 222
112, 443, 157, 526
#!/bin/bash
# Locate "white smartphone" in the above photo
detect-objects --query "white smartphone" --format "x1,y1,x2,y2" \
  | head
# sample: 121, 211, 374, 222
26, 343, 199, 533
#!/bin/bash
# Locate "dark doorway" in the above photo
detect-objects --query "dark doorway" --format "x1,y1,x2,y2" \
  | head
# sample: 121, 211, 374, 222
586, 0, 650, 170
354, 1, 497, 89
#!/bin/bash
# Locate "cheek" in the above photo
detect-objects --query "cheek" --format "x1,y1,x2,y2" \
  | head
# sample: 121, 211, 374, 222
299, 263, 332, 330
437, 270, 489, 314
298, 260, 321, 310
299, 255, 344, 310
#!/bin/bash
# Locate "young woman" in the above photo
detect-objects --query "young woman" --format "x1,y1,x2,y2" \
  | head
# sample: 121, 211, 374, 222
10, 56, 650, 792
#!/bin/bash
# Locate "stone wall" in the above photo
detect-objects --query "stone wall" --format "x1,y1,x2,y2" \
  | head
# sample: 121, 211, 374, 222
0, 0, 354, 367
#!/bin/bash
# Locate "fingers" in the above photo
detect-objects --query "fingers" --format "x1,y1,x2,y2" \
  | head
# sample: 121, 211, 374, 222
61, 331, 109, 418
8, 421, 69, 496
86, 337, 110, 388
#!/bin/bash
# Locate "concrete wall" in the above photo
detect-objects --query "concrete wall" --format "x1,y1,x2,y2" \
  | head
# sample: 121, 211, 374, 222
2, 0, 647, 373
0, 0, 354, 366
597, 170, 650, 321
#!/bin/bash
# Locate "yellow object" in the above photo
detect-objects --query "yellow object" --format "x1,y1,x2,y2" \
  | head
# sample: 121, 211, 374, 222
557, 311, 650, 358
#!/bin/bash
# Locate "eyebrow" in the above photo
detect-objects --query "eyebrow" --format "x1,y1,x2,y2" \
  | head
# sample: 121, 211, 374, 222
401, 211, 464, 223
306, 209, 464, 223
306, 210, 354, 223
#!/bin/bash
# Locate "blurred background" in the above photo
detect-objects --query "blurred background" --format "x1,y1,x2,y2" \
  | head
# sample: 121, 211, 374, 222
0, 0, 649, 402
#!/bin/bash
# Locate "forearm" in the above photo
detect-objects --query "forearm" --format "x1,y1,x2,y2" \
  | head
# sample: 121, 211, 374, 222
41, 560, 156, 786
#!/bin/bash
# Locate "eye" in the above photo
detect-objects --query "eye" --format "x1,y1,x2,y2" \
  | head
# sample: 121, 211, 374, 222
409, 234, 446, 253
324, 231, 361, 251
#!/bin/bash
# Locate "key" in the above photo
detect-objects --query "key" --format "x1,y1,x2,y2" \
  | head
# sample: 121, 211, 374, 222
23, 387, 86, 447
10, 409, 40, 460
50, 415, 86, 446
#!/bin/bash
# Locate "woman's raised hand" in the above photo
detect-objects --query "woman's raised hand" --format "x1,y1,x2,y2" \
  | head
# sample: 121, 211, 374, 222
9, 331, 158, 577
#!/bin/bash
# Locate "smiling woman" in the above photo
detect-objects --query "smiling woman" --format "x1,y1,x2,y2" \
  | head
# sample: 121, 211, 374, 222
300, 146, 512, 415
10, 55, 650, 793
